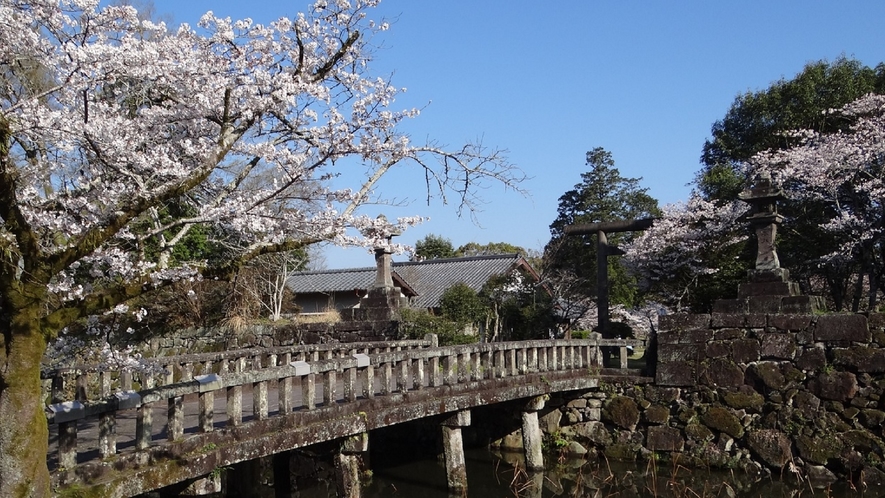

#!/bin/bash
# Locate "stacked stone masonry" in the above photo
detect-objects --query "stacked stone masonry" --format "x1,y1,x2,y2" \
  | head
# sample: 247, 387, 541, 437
513, 312, 885, 487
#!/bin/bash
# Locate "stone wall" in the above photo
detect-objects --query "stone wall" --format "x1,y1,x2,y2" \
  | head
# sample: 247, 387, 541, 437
498, 311, 885, 487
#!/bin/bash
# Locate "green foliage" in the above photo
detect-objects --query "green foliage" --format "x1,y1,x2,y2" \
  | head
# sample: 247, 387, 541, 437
398, 308, 476, 346
439, 282, 486, 326
414, 233, 456, 260
544, 148, 660, 307
455, 241, 525, 257
480, 269, 556, 341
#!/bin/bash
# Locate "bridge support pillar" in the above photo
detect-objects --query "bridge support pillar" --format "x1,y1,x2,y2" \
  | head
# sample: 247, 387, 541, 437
336, 432, 369, 498
522, 396, 546, 470
441, 410, 471, 493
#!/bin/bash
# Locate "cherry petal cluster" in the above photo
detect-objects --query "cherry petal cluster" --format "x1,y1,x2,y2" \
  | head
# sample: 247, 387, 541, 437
624, 195, 746, 310
0, 0, 520, 348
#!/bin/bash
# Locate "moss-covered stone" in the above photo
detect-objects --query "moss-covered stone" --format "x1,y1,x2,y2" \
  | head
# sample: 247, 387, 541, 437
843, 429, 885, 453
747, 429, 792, 469
796, 434, 843, 464
643, 404, 670, 425
643, 386, 680, 404
722, 390, 765, 411
749, 361, 786, 390
861, 409, 885, 428
701, 406, 744, 439
677, 406, 697, 424
833, 347, 885, 373
685, 423, 714, 442
603, 442, 637, 461
700, 359, 744, 388
604, 396, 640, 431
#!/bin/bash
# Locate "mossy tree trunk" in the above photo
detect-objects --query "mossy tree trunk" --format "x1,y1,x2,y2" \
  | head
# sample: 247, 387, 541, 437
0, 303, 52, 497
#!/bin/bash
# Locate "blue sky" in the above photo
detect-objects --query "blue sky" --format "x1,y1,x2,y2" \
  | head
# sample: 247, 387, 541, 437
147, 0, 885, 269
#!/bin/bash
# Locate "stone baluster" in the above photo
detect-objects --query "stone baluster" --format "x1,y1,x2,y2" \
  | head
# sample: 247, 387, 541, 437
121, 369, 133, 391
480, 350, 492, 380
379, 361, 392, 395
457, 352, 470, 383
572, 344, 579, 368
226, 357, 245, 427
279, 353, 293, 413
508, 348, 518, 377
362, 361, 375, 399
302, 372, 316, 410
396, 357, 410, 393
443, 354, 457, 386
50, 371, 65, 404
428, 355, 441, 387
528, 347, 539, 374
619, 343, 629, 370
322, 368, 336, 406
135, 375, 155, 450
538, 347, 548, 372
197, 375, 216, 433
414, 356, 425, 390
495, 350, 506, 378
98, 370, 116, 458
344, 363, 358, 402
57, 371, 89, 467
253, 355, 269, 420
56, 407, 80, 469
549, 346, 559, 371
75, 371, 88, 402
517, 347, 528, 375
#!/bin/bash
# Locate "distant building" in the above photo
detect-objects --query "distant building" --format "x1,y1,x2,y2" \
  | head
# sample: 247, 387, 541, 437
285, 254, 541, 314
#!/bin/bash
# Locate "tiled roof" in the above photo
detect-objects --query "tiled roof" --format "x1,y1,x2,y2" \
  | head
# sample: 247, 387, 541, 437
285, 266, 377, 294
286, 254, 535, 308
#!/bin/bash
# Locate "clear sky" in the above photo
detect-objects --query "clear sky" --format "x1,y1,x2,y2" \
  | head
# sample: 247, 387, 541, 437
145, 0, 885, 269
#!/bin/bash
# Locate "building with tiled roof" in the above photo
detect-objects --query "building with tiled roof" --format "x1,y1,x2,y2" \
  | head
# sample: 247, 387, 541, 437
286, 254, 540, 314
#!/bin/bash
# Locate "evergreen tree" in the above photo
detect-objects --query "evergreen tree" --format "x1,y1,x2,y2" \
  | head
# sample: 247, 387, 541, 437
414, 233, 457, 260
544, 148, 660, 308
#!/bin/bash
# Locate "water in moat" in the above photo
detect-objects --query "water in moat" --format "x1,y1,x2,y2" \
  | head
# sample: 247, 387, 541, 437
212, 448, 874, 498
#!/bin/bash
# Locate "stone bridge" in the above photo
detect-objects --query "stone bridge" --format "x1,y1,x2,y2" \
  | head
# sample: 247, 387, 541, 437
44, 335, 647, 497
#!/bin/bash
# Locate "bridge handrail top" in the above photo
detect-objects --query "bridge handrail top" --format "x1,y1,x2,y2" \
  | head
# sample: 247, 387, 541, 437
334, 338, 646, 362
41, 339, 433, 378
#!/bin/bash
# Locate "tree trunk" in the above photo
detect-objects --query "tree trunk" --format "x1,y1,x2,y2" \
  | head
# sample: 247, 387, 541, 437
0, 307, 52, 498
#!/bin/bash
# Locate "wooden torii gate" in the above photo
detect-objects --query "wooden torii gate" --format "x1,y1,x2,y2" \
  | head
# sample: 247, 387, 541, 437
564, 218, 655, 335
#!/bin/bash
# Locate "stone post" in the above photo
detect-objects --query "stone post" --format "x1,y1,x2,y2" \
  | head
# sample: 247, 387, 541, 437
335, 432, 369, 498
441, 410, 471, 493
373, 245, 394, 288
522, 396, 546, 470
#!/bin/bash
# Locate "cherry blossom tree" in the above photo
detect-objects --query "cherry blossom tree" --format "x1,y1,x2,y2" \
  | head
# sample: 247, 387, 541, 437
624, 194, 747, 312
752, 94, 885, 310
0, 0, 522, 494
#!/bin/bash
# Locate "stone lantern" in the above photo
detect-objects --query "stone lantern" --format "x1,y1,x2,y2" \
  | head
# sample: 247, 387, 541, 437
738, 171, 786, 276
712, 172, 824, 314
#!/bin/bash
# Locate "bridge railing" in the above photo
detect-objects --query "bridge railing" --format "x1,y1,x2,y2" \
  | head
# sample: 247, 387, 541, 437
42, 337, 436, 405
46, 336, 644, 471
